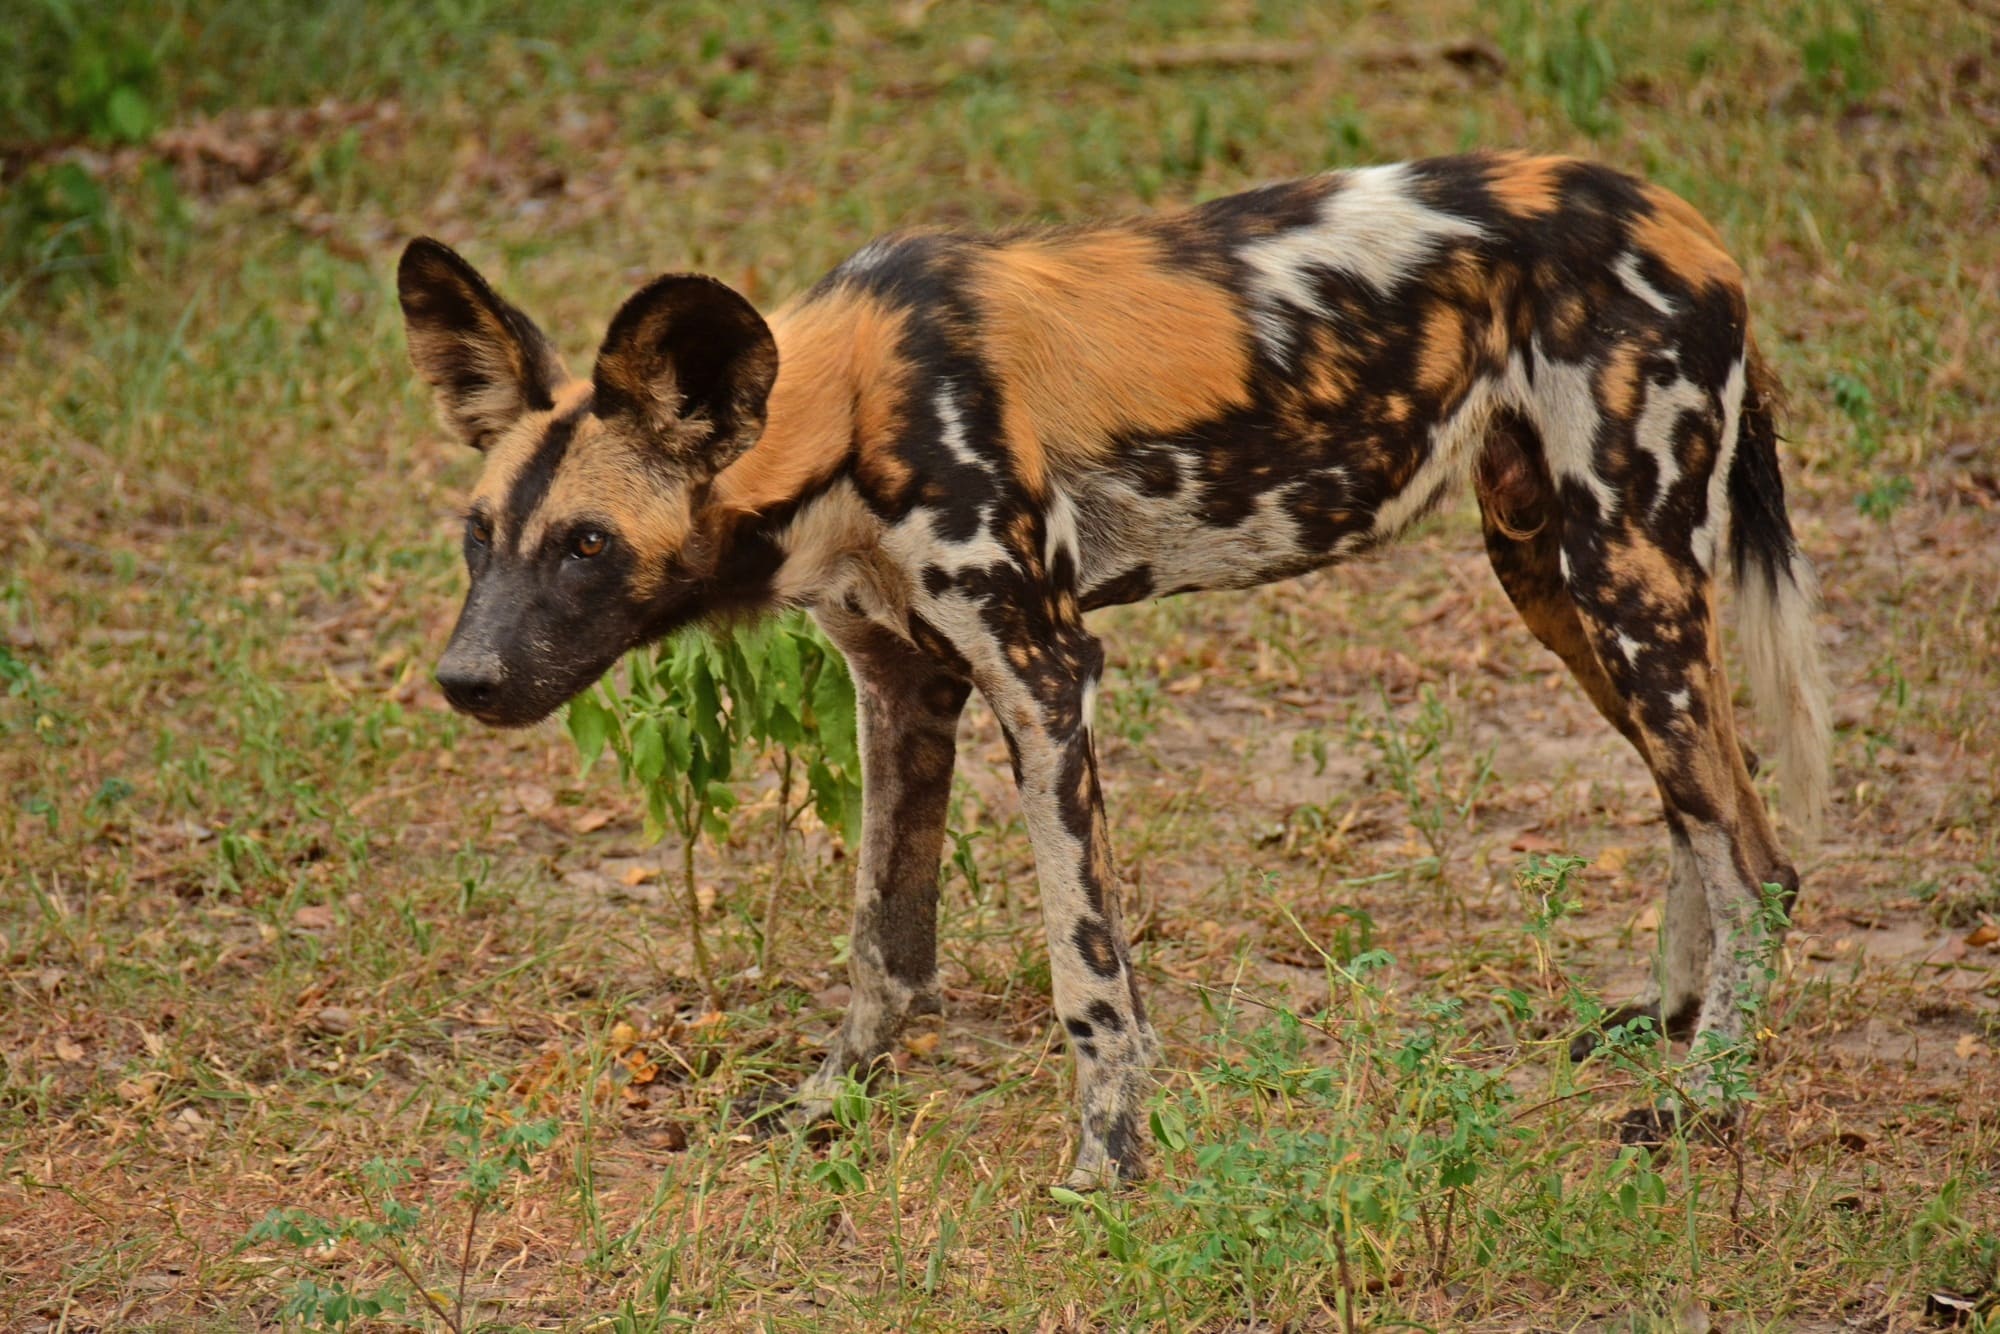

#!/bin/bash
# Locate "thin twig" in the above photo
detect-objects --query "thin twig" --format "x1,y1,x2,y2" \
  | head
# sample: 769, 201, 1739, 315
762, 751, 794, 967
1117, 37, 1505, 76
453, 1193, 485, 1333
48, 534, 178, 582
1175, 977, 1355, 1039
1506, 1076, 1646, 1124
1436, 1187, 1457, 1286
372, 1240, 458, 1333
1333, 1227, 1359, 1334
1728, 1106, 1755, 1231
682, 810, 718, 1009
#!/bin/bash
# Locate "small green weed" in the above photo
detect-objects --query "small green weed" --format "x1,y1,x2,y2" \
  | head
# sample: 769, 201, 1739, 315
0, 642, 68, 746
1103, 672, 1163, 747
1051, 893, 1692, 1326
245, 1075, 562, 1333
1916, 869, 2000, 930
1354, 687, 1496, 890
1830, 369, 1881, 459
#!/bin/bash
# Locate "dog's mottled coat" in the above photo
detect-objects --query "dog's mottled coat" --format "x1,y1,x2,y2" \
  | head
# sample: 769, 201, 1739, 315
399, 151, 1830, 1187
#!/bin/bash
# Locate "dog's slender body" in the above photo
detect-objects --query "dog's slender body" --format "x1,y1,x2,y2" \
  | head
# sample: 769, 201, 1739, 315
399, 151, 1830, 1187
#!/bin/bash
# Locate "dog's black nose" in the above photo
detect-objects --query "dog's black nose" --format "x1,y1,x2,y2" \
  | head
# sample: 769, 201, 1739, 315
436, 662, 502, 714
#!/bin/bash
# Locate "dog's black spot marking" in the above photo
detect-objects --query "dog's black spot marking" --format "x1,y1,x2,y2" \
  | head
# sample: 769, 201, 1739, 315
1072, 918, 1123, 979
1104, 1112, 1144, 1180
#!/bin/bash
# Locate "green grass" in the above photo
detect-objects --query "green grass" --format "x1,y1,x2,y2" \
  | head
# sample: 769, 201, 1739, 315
4, 0, 1999, 1328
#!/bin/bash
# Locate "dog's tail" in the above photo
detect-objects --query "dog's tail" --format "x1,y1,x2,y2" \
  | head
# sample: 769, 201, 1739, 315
1728, 350, 1832, 840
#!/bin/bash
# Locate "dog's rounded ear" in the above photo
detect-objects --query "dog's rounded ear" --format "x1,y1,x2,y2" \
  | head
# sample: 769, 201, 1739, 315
397, 238, 568, 450
591, 274, 778, 478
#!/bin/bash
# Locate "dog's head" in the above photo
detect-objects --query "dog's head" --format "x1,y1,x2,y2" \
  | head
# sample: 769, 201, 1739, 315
396, 239, 777, 726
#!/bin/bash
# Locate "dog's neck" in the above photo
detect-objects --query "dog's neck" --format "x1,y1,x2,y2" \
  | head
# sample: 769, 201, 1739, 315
712, 295, 870, 521
688, 294, 888, 621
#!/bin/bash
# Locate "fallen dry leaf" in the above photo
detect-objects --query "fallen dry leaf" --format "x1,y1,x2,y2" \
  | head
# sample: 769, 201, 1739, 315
620, 1049, 659, 1085
511, 1046, 564, 1099
573, 809, 614, 834
621, 865, 658, 887
638, 1124, 687, 1152
1965, 922, 1998, 949
293, 904, 336, 930
117, 1071, 168, 1105
1595, 845, 1632, 874
310, 1005, 355, 1036
53, 1035, 85, 1062
1955, 1033, 1984, 1061
902, 1031, 941, 1058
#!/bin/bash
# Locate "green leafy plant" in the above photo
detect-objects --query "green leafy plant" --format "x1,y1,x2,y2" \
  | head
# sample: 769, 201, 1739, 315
1054, 951, 1536, 1325
1, 2, 189, 301
1049, 868, 1777, 1324
1829, 369, 1882, 460
244, 1075, 562, 1333
0, 642, 67, 746
1856, 475, 1913, 524
565, 612, 861, 1004
1103, 673, 1163, 747
1353, 687, 1497, 889
0, 157, 187, 303
807, 1075, 877, 1196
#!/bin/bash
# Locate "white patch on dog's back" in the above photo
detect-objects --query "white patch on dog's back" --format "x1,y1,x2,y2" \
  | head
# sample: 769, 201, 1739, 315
1239, 163, 1485, 358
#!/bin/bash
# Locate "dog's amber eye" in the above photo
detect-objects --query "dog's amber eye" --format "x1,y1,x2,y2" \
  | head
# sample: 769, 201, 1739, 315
468, 515, 493, 547
573, 530, 607, 559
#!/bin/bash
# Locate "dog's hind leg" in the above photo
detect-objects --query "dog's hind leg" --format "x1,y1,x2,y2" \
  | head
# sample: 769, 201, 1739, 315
1552, 508, 1797, 1123
1477, 412, 1711, 1057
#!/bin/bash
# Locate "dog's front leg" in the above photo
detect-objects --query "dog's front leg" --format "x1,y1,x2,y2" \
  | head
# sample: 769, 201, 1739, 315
792, 612, 971, 1120
985, 631, 1160, 1189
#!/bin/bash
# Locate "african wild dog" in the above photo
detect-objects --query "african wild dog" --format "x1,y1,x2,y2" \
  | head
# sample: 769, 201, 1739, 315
398, 151, 1831, 1188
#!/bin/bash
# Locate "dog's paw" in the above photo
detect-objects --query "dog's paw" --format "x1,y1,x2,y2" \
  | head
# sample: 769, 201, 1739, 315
1617, 1103, 1736, 1150
728, 1083, 810, 1140
1571, 1003, 1668, 1063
